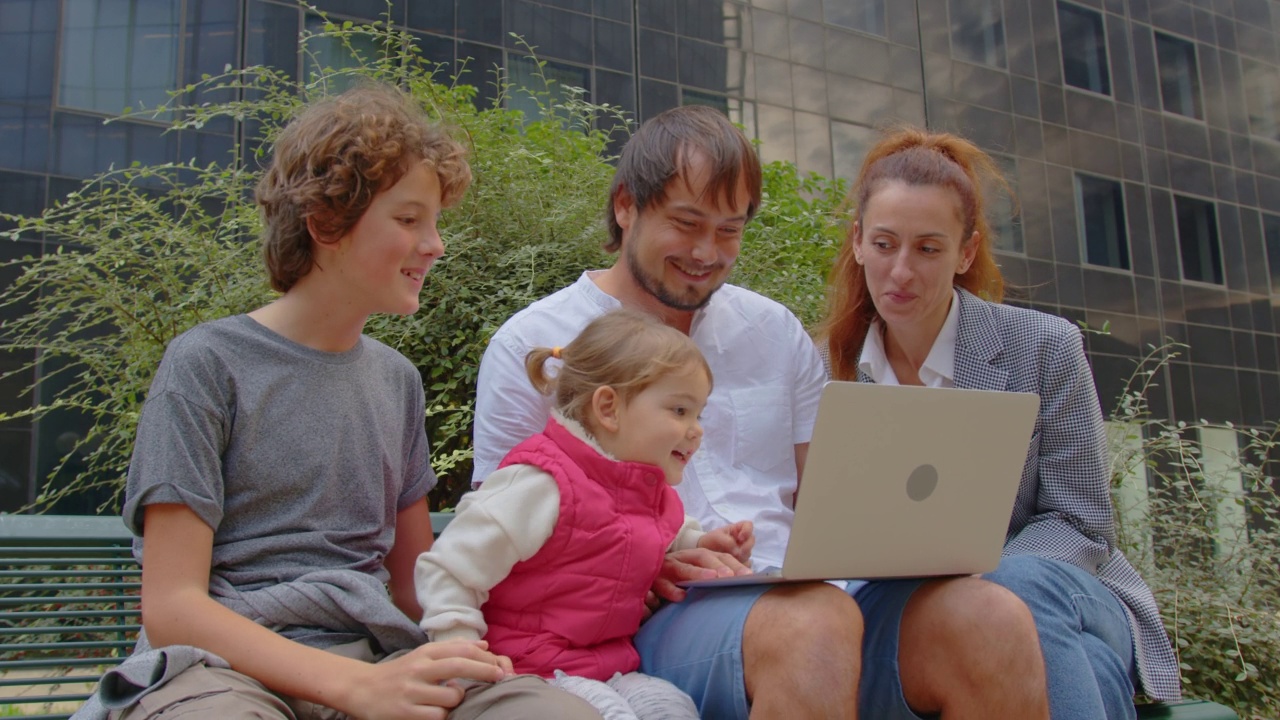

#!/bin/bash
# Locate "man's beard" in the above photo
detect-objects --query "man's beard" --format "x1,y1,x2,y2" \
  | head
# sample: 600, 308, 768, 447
626, 242, 724, 312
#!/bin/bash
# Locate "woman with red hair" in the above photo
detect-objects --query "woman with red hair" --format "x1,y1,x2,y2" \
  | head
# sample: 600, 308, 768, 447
819, 127, 1179, 719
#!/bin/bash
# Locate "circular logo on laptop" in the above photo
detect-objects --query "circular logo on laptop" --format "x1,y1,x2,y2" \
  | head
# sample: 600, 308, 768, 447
906, 464, 939, 501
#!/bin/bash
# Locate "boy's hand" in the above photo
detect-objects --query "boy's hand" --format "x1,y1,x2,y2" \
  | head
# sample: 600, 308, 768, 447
697, 520, 754, 564
345, 639, 510, 719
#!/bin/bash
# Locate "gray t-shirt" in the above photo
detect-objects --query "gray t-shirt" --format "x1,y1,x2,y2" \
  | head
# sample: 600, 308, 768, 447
123, 314, 433, 647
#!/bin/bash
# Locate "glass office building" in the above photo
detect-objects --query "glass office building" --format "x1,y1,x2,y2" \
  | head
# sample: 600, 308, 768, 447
1, 0, 1278, 511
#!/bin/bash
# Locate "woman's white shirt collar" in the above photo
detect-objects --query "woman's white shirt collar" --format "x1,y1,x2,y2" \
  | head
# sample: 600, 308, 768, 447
858, 289, 961, 388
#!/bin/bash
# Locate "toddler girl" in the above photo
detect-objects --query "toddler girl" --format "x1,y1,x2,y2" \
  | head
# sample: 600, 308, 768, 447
415, 308, 754, 719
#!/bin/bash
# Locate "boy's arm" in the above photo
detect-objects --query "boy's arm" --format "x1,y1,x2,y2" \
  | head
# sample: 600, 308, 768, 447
141, 503, 506, 719
385, 499, 434, 622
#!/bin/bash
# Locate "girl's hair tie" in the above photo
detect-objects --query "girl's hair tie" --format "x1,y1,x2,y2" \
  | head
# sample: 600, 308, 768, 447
551, 346, 562, 359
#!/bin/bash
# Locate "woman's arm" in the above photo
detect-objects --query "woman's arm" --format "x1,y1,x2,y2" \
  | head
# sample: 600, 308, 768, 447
141, 503, 506, 720
1004, 324, 1116, 573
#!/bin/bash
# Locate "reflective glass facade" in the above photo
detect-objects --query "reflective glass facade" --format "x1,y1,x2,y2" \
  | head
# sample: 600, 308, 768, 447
1, 0, 1279, 509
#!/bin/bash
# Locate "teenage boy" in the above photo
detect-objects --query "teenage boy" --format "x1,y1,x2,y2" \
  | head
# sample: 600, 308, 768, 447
79, 84, 599, 720
472, 104, 1050, 719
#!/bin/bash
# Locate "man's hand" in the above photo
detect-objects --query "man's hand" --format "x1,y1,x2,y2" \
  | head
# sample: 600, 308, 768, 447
697, 520, 754, 564
652, 547, 753, 603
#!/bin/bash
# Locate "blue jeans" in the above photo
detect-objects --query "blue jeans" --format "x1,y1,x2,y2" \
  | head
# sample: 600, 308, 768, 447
985, 555, 1137, 720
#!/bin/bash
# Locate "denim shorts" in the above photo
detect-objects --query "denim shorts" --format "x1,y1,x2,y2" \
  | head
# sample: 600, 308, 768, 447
633, 580, 930, 720
634, 585, 767, 719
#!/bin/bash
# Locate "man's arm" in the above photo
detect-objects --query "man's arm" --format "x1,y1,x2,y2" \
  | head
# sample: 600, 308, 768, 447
140, 504, 506, 719
472, 334, 552, 484
789, 309, 824, 501
793, 442, 809, 500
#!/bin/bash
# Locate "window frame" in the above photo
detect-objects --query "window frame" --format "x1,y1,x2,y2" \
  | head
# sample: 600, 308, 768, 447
1153, 30, 1203, 120
989, 153, 1023, 255
948, 0, 1008, 69
56, 0, 186, 122
1075, 172, 1131, 272
823, 0, 887, 38
1057, 0, 1112, 97
1241, 56, 1280, 142
1173, 194, 1224, 286
1262, 212, 1280, 296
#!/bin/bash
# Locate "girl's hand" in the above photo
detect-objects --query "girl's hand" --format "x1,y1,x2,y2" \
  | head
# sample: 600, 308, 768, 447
697, 520, 754, 564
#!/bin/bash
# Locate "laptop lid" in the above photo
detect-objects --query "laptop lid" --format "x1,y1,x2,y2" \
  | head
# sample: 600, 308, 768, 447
683, 381, 1038, 587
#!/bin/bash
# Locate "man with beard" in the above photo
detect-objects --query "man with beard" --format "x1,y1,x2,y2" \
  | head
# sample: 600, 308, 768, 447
471, 105, 1049, 719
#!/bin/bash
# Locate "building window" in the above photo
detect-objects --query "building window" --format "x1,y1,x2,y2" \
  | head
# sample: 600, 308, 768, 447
682, 89, 729, 115
1058, 2, 1110, 95
1155, 32, 1202, 119
1076, 174, 1129, 270
950, 0, 1007, 68
303, 14, 385, 93
824, 0, 886, 37
59, 0, 182, 120
1175, 195, 1222, 284
1264, 213, 1280, 295
507, 55, 592, 126
990, 155, 1022, 254
1242, 58, 1279, 141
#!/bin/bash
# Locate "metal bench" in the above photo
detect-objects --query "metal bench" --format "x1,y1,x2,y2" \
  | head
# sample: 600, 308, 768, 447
0, 515, 138, 719
0, 515, 1239, 719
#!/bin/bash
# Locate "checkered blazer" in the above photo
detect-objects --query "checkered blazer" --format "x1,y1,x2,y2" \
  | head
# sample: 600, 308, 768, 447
838, 289, 1181, 701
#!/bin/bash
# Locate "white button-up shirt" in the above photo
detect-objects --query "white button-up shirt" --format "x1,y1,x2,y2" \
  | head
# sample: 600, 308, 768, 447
858, 289, 962, 388
472, 272, 828, 570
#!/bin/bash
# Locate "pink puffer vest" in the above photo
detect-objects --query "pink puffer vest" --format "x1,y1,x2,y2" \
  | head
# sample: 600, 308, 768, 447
482, 418, 686, 680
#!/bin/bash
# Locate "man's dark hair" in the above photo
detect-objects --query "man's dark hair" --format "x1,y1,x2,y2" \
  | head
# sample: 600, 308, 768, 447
604, 105, 762, 252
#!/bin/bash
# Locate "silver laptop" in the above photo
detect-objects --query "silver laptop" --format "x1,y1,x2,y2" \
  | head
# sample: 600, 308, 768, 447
682, 381, 1039, 587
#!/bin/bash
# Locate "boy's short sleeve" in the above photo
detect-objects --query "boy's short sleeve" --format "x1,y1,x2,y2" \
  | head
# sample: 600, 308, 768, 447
123, 337, 231, 536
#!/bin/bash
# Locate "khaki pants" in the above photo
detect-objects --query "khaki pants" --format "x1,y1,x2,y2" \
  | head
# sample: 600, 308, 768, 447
113, 640, 601, 720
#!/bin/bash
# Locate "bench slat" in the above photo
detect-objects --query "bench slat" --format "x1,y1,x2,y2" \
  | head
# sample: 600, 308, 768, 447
0, 591, 140, 602
0, 640, 137, 652
1, 609, 140, 620
0, 559, 137, 567
0, 566, 141, 576
0, 674, 105, 687
1, 693, 94, 704
0, 625, 139, 636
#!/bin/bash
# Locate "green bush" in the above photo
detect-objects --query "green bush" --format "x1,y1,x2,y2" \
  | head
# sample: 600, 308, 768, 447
1109, 343, 1280, 719
733, 161, 847, 328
